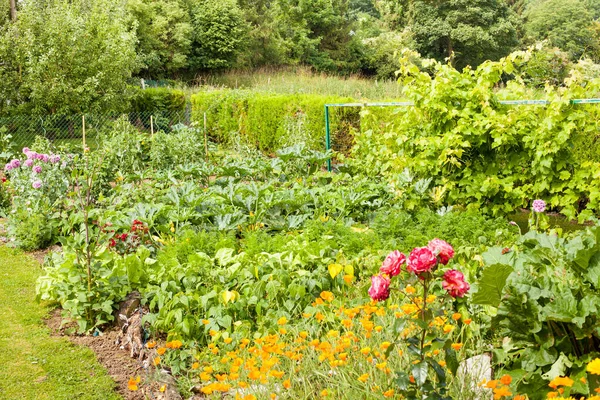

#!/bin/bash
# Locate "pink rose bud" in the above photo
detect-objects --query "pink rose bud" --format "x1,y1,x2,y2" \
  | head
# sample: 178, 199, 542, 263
427, 238, 455, 265
379, 250, 406, 277
442, 269, 470, 298
407, 247, 437, 275
368, 274, 391, 302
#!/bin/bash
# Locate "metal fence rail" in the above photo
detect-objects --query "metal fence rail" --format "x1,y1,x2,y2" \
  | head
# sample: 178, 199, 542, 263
0, 110, 190, 152
324, 98, 600, 171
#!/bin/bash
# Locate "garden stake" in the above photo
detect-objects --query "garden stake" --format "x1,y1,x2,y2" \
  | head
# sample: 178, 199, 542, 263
150, 115, 154, 136
204, 112, 208, 161
82, 114, 86, 151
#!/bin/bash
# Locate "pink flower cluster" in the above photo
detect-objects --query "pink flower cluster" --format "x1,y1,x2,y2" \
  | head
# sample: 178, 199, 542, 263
368, 238, 469, 301
4, 148, 61, 172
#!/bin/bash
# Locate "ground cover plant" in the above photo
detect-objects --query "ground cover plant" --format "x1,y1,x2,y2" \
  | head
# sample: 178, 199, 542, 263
2, 49, 600, 399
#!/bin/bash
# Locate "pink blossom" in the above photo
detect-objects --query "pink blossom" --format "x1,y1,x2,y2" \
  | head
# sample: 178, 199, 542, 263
32, 180, 42, 189
427, 238, 455, 265
22, 147, 30, 154
368, 275, 391, 302
10, 159, 20, 169
407, 247, 437, 275
24, 159, 33, 167
50, 154, 61, 163
33, 165, 42, 174
532, 199, 546, 213
442, 270, 470, 298
380, 250, 405, 277
25, 151, 37, 159
4, 163, 12, 171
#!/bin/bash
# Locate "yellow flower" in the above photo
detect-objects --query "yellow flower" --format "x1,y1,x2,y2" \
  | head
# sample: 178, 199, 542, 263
277, 316, 288, 325
443, 324, 454, 334
153, 357, 161, 366
405, 285, 416, 294
380, 341, 392, 350
383, 389, 394, 398
492, 386, 512, 398
157, 347, 166, 355
283, 379, 291, 389
146, 341, 156, 349
224, 337, 233, 344
299, 331, 308, 339
360, 347, 371, 355
159, 384, 166, 392
358, 373, 369, 382
451, 312, 461, 321
548, 376, 574, 388
320, 389, 329, 397
191, 362, 200, 369
343, 275, 354, 284
320, 291, 334, 302
202, 319, 210, 325
587, 358, 600, 375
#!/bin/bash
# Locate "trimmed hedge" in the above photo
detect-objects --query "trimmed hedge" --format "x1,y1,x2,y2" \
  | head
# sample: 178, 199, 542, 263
191, 90, 360, 152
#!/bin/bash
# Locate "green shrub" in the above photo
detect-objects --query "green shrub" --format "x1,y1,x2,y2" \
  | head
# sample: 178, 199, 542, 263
191, 89, 359, 152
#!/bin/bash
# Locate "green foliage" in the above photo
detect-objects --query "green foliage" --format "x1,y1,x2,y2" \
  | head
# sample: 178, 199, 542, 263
191, 89, 357, 151
188, 0, 249, 70
350, 49, 600, 219
126, 0, 193, 76
129, 86, 187, 130
8, 203, 54, 250
0, 0, 137, 115
524, 0, 600, 62
517, 45, 572, 87
408, 0, 520, 69
475, 228, 600, 398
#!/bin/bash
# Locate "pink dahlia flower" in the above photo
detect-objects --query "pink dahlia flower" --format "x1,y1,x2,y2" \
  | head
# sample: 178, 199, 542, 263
380, 250, 406, 277
442, 269, 470, 298
368, 274, 391, 302
427, 238, 455, 265
407, 247, 437, 275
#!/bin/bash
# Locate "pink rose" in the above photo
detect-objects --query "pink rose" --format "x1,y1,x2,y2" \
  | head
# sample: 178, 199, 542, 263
442, 269, 470, 298
368, 275, 390, 302
379, 250, 405, 277
427, 238, 455, 265
407, 247, 437, 275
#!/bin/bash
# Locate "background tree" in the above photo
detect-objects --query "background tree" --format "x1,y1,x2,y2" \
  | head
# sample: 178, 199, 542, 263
523, 0, 600, 61
408, 0, 520, 69
127, 0, 193, 77
0, 0, 137, 114
187, 0, 249, 70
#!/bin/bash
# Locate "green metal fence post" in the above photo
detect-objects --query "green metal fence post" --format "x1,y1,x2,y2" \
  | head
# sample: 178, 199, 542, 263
325, 104, 332, 172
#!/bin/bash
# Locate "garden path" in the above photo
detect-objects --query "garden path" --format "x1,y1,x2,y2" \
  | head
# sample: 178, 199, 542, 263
0, 246, 122, 400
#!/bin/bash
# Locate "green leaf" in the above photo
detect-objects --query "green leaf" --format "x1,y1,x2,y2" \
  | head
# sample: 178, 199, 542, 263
471, 264, 514, 306
411, 361, 429, 387
328, 263, 343, 279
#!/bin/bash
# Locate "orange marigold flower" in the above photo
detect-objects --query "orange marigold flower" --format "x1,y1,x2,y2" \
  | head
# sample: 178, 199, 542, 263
548, 376, 574, 389
320, 291, 334, 302
405, 285, 416, 295
343, 275, 354, 284
224, 337, 233, 344
587, 358, 600, 375
167, 340, 183, 349
485, 380, 498, 389
547, 392, 558, 399
157, 347, 166, 355
443, 324, 454, 334
409, 375, 415, 383
500, 374, 512, 385
299, 331, 309, 339
277, 316, 288, 325
451, 343, 463, 351
127, 376, 141, 391
320, 389, 329, 397
452, 312, 462, 321
191, 362, 200, 370
383, 389, 394, 398
283, 379, 291, 389
358, 373, 369, 382
464, 318, 472, 325
513, 396, 526, 400
315, 312, 325, 322
492, 386, 512, 399
146, 341, 156, 349
360, 347, 371, 355
153, 357, 161, 366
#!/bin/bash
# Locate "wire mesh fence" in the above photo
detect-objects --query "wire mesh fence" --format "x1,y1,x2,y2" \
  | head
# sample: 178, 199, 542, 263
0, 109, 191, 152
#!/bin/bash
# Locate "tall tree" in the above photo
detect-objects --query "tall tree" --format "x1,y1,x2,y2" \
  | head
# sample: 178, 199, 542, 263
127, 0, 193, 78
0, 0, 137, 114
408, 0, 520, 69
524, 0, 600, 61
187, 0, 248, 70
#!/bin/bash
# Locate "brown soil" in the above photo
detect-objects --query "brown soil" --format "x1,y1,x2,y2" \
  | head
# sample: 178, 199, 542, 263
45, 309, 146, 400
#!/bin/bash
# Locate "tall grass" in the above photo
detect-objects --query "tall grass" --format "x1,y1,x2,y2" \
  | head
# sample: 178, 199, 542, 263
188, 66, 403, 100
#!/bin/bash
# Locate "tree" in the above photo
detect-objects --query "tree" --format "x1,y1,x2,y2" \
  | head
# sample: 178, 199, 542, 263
524, 0, 600, 61
0, 0, 137, 114
187, 0, 248, 70
127, 0, 193, 77
408, 0, 520, 69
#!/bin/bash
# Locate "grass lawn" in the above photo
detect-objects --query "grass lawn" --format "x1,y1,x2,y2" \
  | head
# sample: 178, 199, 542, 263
0, 246, 121, 400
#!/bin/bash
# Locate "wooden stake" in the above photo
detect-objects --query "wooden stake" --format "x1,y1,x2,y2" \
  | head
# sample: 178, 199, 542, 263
82, 115, 86, 151
150, 115, 154, 136
203, 112, 208, 161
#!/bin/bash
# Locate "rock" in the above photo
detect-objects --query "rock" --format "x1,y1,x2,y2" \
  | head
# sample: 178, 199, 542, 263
457, 353, 493, 400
